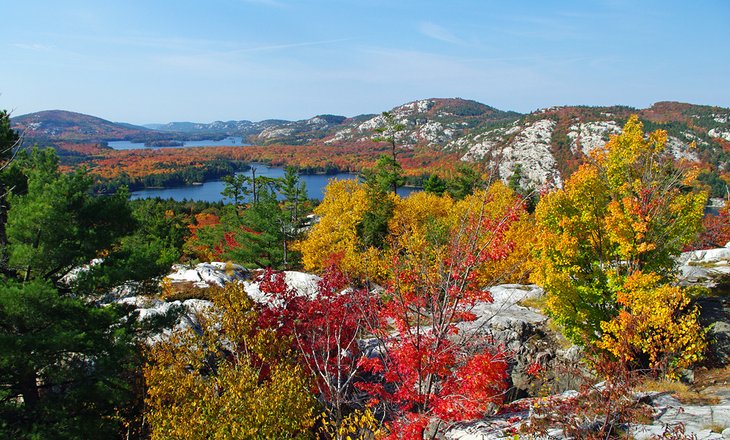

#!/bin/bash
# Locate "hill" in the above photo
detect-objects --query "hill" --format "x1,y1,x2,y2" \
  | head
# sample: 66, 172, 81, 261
247, 98, 727, 193
451, 102, 730, 191
143, 119, 285, 137
11, 110, 153, 141
246, 98, 520, 146
12, 99, 730, 196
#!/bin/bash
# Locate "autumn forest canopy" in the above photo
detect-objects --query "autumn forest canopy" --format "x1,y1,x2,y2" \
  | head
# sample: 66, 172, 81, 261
1, 106, 729, 439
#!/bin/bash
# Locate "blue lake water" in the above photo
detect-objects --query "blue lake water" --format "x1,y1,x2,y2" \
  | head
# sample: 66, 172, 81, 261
130, 164, 418, 202
108, 136, 246, 150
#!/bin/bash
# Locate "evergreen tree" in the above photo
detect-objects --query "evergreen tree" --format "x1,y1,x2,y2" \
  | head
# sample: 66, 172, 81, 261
373, 112, 406, 194
0, 279, 137, 439
0, 124, 141, 437
423, 173, 447, 196
221, 173, 250, 208
5, 148, 133, 284
447, 164, 483, 199
281, 166, 307, 226
0, 110, 20, 272
357, 161, 399, 250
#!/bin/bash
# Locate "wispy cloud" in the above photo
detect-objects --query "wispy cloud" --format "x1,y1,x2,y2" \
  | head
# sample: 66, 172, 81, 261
494, 14, 580, 40
418, 22, 463, 45
11, 43, 53, 51
228, 38, 353, 54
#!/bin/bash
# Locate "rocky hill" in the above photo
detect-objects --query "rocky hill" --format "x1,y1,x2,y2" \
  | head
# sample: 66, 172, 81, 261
189, 98, 730, 191
316, 98, 520, 147
254, 114, 361, 145
447, 102, 729, 190
144, 119, 288, 138
11, 110, 153, 141
13, 99, 730, 194
301, 99, 729, 192
461, 102, 730, 189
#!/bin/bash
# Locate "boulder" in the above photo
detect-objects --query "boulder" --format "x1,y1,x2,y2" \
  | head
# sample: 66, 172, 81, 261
165, 262, 248, 288
117, 296, 214, 343
677, 244, 730, 287
462, 284, 583, 399
121, 266, 322, 343
242, 271, 321, 303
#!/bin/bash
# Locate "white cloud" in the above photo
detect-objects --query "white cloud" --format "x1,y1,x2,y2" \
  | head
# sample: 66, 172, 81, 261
418, 22, 463, 45
11, 43, 53, 51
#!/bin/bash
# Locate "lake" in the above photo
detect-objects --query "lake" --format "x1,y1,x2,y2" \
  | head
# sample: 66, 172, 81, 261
130, 164, 419, 202
108, 136, 247, 150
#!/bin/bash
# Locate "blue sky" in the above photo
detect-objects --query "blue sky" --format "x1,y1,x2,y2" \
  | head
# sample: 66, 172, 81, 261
1, 0, 727, 124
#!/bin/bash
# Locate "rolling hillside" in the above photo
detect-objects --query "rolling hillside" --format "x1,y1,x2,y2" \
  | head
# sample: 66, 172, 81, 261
11, 110, 153, 141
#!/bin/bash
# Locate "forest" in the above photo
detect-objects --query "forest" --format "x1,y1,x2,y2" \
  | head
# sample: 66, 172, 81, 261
53, 139, 462, 194
1, 109, 730, 439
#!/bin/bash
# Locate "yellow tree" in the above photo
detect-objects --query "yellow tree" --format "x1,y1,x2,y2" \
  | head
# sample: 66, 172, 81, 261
452, 183, 535, 286
297, 181, 534, 435
297, 178, 391, 280
300, 179, 535, 287
532, 115, 706, 376
597, 272, 705, 377
144, 283, 317, 439
386, 191, 455, 272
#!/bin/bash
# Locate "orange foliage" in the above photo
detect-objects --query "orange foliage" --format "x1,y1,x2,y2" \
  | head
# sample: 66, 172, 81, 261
65, 142, 460, 181
56, 142, 110, 155
184, 213, 221, 261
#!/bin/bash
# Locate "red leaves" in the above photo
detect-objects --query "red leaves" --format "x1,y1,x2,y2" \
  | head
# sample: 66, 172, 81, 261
526, 361, 545, 377
257, 185, 523, 437
187, 212, 220, 235
258, 266, 368, 409
358, 356, 384, 374
434, 351, 509, 421
258, 268, 289, 298
688, 204, 730, 250
213, 232, 240, 259
352, 202, 518, 437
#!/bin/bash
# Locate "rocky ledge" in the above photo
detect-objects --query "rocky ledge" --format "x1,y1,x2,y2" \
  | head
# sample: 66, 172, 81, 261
115, 242, 730, 439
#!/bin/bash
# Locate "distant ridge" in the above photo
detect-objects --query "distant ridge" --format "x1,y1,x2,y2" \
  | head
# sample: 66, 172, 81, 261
10, 98, 730, 194
11, 110, 152, 141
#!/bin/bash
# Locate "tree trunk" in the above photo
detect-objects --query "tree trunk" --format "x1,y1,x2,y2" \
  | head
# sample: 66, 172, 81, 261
18, 369, 40, 410
251, 167, 258, 204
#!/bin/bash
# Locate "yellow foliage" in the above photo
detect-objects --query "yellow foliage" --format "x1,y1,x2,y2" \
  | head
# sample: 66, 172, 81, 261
389, 191, 454, 239
532, 115, 708, 346
296, 179, 372, 277
597, 272, 707, 379
319, 408, 383, 440
386, 191, 455, 275
384, 182, 533, 290
159, 277, 174, 299
299, 179, 534, 288
453, 183, 535, 285
144, 283, 317, 439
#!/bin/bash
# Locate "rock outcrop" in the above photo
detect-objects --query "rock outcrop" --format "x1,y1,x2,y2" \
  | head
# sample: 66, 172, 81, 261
464, 284, 582, 398
121, 263, 322, 341
678, 243, 730, 287
118, 245, 730, 438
